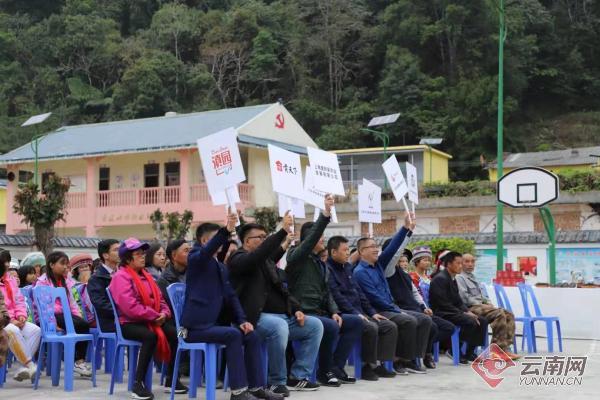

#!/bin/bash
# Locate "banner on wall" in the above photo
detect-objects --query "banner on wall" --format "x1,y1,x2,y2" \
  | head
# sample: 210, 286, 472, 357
555, 248, 600, 284
475, 248, 508, 284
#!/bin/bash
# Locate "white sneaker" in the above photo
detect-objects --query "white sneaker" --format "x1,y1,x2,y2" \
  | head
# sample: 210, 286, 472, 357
74, 362, 92, 377
13, 366, 31, 382
28, 362, 38, 381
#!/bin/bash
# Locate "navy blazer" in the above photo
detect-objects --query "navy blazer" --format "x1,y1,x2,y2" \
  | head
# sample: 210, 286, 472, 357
181, 227, 247, 331
87, 264, 115, 332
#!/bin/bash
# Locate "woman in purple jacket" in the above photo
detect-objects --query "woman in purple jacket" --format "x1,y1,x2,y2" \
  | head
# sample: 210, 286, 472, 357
109, 238, 185, 400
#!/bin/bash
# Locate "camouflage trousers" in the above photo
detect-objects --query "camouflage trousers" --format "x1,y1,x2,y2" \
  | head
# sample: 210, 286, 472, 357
469, 303, 516, 351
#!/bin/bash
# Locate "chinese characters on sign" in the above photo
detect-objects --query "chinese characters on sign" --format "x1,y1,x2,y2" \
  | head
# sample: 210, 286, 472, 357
306, 147, 345, 197
211, 148, 233, 176
358, 179, 382, 224
268, 144, 305, 201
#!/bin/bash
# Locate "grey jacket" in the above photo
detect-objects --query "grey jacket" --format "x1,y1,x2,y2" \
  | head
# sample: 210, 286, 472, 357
456, 271, 489, 307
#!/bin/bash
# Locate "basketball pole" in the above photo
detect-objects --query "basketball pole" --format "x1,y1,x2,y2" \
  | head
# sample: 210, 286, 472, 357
495, 0, 506, 272
539, 207, 557, 285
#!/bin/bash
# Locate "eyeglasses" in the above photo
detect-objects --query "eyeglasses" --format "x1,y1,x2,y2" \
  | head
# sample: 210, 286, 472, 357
248, 235, 267, 240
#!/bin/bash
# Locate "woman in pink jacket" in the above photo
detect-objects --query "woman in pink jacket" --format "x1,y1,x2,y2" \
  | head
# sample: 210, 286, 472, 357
109, 238, 184, 400
35, 251, 92, 377
1, 249, 41, 382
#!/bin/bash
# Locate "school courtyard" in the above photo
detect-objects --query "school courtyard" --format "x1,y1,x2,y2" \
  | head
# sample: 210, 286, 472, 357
0, 338, 598, 400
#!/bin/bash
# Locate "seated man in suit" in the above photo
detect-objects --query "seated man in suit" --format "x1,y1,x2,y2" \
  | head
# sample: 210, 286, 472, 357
182, 209, 282, 400
429, 252, 487, 364
456, 253, 518, 359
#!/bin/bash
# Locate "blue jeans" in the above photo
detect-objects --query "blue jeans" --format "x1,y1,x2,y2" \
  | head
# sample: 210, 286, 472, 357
256, 313, 323, 385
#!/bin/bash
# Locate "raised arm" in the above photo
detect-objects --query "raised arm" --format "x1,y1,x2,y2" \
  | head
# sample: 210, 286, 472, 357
384, 231, 413, 278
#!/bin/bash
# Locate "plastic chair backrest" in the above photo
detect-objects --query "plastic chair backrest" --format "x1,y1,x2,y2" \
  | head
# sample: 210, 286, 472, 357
493, 283, 513, 312
19, 286, 34, 321
419, 281, 430, 307
166, 283, 185, 331
517, 283, 542, 317
479, 283, 489, 299
106, 288, 125, 341
33, 285, 76, 335
90, 302, 106, 335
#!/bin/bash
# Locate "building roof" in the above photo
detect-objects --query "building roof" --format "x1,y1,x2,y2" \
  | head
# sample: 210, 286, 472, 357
489, 146, 600, 169
344, 230, 600, 247
0, 103, 313, 164
333, 145, 452, 159
0, 234, 101, 249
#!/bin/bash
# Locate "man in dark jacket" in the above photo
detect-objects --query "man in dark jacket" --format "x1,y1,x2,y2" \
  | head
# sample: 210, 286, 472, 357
383, 243, 455, 369
229, 212, 322, 396
157, 238, 190, 312
353, 213, 430, 375
87, 239, 120, 332
286, 195, 362, 387
326, 236, 397, 381
182, 210, 282, 400
429, 251, 487, 364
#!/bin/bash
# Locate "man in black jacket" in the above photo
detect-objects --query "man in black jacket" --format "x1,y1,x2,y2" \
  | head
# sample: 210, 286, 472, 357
228, 212, 323, 396
87, 239, 120, 332
429, 251, 487, 364
157, 239, 190, 313
326, 236, 397, 381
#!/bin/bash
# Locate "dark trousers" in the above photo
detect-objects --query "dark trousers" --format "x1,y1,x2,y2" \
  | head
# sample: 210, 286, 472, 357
313, 314, 362, 375
361, 318, 397, 364
55, 313, 90, 361
430, 315, 455, 352
401, 310, 432, 358
442, 313, 487, 356
121, 322, 178, 383
186, 326, 264, 391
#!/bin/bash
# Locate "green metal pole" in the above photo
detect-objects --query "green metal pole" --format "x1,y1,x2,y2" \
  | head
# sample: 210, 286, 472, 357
496, 0, 506, 271
539, 207, 557, 285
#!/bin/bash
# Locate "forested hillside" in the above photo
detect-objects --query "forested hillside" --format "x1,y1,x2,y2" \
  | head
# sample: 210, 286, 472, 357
1, 0, 599, 179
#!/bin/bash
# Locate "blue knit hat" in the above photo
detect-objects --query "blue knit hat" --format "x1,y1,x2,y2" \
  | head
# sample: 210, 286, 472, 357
412, 246, 432, 262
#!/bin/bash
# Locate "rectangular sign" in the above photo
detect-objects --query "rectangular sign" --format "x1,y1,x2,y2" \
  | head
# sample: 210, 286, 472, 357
406, 162, 419, 204
197, 127, 246, 194
278, 193, 306, 219
268, 144, 304, 199
358, 179, 382, 223
306, 147, 345, 196
382, 155, 408, 202
209, 185, 241, 207
304, 165, 338, 223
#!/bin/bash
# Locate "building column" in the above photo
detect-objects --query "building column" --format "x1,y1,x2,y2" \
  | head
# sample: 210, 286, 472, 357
177, 149, 191, 209
5, 164, 20, 234
85, 158, 98, 237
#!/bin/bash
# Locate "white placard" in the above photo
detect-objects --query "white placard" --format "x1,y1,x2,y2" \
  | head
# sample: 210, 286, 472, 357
306, 147, 345, 196
303, 165, 326, 209
278, 194, 306, 219
406, 162, 419, 204
268, 144, 304, 199
382, 155, 408, 202
358, 179, 382, 224
197, 127, 246, 194
209, 185, 241, 206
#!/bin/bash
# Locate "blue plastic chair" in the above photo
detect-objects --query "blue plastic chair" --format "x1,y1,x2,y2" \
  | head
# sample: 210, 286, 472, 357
32, 285, 97, 391
494, 283, 533, 353
0, 349, 10, 387
517, 283, 563, 353
167, 283, 219, 400
420, 281, 463, 365
106, 288, 153, 394
90, 303, 118, 374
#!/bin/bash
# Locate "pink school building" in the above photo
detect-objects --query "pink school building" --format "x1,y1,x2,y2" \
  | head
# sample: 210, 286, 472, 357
0, 103, 317, 239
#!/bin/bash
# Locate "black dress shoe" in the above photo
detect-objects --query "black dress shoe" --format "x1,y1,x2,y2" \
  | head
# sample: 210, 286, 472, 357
423, 354, 436, 369
373, 365, 396, 378
361, 365, 379, 381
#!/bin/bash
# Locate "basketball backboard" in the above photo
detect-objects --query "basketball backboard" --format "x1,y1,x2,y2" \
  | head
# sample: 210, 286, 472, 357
497, 167, 559, 208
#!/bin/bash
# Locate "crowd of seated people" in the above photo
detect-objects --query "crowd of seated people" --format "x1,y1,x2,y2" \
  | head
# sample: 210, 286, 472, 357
1, 194, 524, 400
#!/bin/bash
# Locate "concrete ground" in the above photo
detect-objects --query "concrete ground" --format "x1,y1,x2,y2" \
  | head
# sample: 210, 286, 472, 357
1, 339, 598, 400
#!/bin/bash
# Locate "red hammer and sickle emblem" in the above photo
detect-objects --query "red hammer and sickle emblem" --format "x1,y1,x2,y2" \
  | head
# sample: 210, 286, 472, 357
275, 113, 285, 129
